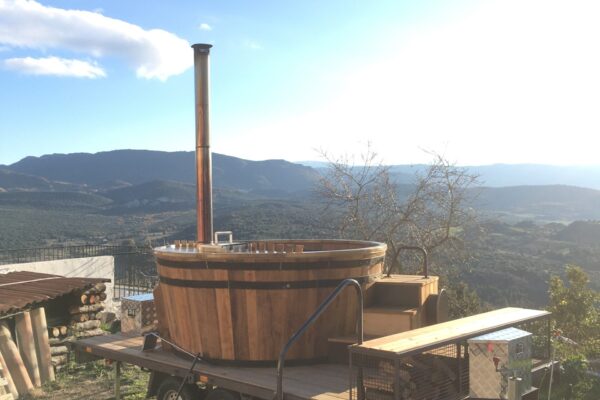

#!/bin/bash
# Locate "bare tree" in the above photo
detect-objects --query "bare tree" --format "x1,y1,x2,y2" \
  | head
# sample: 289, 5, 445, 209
316, 145, 479, 275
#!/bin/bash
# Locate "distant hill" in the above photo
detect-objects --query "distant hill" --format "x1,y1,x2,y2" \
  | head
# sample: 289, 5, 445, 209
0, 191, 112, 210
473, 185, 600, 221
555, 220, 600, 245
6, 150, 319, 192
0, 168, 79, 192
102, 180, 195, 214
469, 164, 600, 189
303, 161, 600, 189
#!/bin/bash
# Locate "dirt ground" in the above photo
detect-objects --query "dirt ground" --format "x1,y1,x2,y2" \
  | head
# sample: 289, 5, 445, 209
22, 360, 149, 400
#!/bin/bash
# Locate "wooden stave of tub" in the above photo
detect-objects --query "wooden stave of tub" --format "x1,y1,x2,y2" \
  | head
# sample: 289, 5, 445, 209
153, 239, 386, 364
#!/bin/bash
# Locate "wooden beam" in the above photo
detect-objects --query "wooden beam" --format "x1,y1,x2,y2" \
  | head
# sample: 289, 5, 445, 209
0, 322, 33, 395
0, 350, 18, 398
30, 308, 55, 384
15, 311, 41, 387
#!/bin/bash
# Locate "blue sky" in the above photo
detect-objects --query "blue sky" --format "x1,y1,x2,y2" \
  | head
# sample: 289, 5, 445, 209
1, 0, 599, 166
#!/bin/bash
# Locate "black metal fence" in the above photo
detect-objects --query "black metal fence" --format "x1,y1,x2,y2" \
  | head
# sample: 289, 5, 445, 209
0, 244, 158, 299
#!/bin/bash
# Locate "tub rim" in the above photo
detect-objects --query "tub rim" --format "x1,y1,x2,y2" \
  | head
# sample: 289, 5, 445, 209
154, 238, 387, 263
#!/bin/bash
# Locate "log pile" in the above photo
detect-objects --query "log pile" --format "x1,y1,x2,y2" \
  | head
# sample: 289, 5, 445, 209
48, 283, 108, 371
363, 355, 460, 400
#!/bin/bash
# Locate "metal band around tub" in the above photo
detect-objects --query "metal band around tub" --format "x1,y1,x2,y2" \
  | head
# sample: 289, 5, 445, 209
158, 275, 371, 289
156, 256, 384, 271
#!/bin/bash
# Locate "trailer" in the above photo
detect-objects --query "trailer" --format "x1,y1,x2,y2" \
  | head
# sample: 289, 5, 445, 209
73, 307, 551, 400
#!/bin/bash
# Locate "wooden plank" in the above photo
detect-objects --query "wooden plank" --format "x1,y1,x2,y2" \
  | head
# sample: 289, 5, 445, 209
0, 322, 33, 395
353, 307, 550, 356
30, 307, 55, 384
74, 334, 354, 400
215, 287, 235, 359
14, 311, 41, 387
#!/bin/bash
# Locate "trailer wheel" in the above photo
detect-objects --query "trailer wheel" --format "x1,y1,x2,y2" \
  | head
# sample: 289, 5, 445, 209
156, 376, 201, 400
205, 388, 240, 400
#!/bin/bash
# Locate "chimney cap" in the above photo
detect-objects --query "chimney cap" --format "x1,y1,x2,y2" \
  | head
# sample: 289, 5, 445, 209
192, 43, 213, 52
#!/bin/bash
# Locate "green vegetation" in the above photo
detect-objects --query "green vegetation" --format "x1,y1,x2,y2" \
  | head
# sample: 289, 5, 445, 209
541, 266, 600, 399
26, 358, 149, 400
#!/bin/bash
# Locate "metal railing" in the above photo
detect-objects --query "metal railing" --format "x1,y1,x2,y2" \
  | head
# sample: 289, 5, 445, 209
0, 244, 143, 265
275, 278, 364, 400
0, 244, 157, 299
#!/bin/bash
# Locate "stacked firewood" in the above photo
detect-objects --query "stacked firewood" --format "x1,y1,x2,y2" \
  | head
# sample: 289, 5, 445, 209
363, 355, 459, 400
47, 283, 108, 371
69, 283, 107, 340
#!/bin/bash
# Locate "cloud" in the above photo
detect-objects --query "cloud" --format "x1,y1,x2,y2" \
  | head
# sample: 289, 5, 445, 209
243, 39, 262, 50
199, 23, 212, 31
0, 0, 192, 80
4, 56, 106, 78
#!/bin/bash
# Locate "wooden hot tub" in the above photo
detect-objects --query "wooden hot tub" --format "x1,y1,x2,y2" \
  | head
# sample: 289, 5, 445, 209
153, 239, 386, 364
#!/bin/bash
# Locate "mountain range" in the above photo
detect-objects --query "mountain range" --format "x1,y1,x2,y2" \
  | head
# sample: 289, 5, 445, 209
2, 150, 600, 221
2, 150, 317, 193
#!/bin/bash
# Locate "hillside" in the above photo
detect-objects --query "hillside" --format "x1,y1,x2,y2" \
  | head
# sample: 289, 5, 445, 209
473, 185, 600, 221
0, 191, 112, 210
6, 150, 318, 192
0, 168, 80, 192
555, 220, 600, 245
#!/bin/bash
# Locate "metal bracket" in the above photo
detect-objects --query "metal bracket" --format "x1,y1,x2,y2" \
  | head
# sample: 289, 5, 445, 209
214, 231, 233, 244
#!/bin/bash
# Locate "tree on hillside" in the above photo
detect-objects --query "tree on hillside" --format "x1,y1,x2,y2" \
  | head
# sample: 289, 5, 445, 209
548, 265, 599, 347
316, 146, 481, 317
546, 265, 600, 399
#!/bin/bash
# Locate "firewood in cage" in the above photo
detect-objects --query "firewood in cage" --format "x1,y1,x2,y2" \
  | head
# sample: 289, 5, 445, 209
432, 356, 457, 382
98, 292, 107, 301
365, 388, 393, 400
88, 295, 96, 305
49, 328, 60, 338
363, 370, 394, 393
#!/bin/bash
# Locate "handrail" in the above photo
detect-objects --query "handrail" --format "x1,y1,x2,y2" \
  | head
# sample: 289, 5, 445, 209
275, 278, 364, 400
386, 245, 428, 278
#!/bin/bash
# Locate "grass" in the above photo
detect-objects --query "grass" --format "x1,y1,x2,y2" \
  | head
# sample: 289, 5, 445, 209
23, 357, 150, 400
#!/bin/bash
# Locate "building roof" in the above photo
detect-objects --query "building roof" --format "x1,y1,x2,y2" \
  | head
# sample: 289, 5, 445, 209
0, 270, 109, 317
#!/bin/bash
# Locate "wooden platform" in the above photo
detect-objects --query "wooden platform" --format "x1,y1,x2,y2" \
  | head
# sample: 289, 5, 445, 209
352, 307, 550, 357
75, 334, 353, 400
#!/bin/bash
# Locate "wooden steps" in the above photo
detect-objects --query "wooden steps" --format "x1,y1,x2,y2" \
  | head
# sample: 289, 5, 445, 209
368, 275, 439, 308
327, 274, 440, 363
364, 306, 419, 337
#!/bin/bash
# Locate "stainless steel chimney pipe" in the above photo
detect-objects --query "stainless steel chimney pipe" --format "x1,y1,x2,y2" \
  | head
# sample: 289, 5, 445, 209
192, 43, 213, 244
